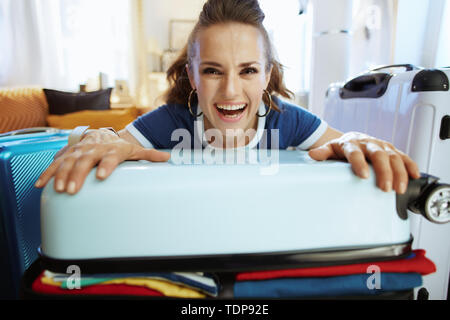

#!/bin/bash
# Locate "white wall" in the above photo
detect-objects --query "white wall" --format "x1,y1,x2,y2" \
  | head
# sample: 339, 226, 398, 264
142, 0, 205, 53
393, 0, 429, 66
435, 1, 450, 67
394, 0, 447, 68
348, 0, 396, 77
308, 0, 353, 118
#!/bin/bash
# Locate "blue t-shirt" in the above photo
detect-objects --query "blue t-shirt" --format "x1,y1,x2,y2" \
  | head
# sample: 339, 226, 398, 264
126, 96, 327, 150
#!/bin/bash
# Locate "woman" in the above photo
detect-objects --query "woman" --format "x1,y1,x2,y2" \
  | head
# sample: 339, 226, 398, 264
35, 0, 420, 195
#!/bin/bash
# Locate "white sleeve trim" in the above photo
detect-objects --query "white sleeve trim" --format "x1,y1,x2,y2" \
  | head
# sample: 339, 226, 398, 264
295, 120, 328, 150
125, 123, 154, 149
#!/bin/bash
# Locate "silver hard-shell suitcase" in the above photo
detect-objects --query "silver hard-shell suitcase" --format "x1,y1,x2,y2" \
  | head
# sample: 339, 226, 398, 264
323, 64, 450, 299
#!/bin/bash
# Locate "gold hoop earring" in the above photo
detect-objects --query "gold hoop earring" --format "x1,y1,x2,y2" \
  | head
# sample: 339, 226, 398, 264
187, 89, 203, 118
256, 89, 272, 117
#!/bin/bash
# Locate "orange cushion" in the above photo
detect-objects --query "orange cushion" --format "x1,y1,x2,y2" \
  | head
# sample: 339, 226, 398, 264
0, 87, 48, 133
46, 107, 138, 131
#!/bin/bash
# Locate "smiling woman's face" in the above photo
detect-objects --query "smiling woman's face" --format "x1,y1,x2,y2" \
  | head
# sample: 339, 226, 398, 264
187, 22, 272, 146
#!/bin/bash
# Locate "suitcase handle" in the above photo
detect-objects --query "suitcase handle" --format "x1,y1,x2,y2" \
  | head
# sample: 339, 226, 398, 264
371, 64, 418, 72
0, 127, 60, 137
340, 73, 392, 99
339, 64, 422, 99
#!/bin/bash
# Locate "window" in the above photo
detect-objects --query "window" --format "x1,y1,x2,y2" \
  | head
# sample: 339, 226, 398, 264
0, 0, 132, 91
58, 0, 132, 90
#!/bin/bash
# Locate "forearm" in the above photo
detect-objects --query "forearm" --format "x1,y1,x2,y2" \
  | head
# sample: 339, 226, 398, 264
308, 126, 343, 149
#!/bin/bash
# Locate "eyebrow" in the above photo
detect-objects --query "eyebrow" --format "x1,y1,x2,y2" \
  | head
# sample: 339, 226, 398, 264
199, 61, 261, 68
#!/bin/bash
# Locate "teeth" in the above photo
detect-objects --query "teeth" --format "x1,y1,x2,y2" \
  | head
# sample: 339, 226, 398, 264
224, 113, 239, 118
216, 104, 246, 110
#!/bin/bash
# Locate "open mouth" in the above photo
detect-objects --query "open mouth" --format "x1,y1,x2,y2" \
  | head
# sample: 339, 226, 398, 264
215, 103, 248, 120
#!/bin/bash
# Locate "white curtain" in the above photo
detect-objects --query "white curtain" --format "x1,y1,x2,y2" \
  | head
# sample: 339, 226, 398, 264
0, 0, 59, 87
0, 0, 132, 91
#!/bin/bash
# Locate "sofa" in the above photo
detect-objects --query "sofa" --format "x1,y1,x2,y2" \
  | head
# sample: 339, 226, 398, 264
0, 87, 140, 134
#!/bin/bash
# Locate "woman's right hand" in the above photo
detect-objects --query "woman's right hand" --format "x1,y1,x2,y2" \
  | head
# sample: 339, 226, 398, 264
34, 128, 171, 194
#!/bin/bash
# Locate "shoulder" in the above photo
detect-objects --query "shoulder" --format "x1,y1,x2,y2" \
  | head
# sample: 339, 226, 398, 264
266, 96, 317, 127
130, 102, 195, 149
147, 102, 189, 117
138, 102, 193, 127
263, 96, 325, 149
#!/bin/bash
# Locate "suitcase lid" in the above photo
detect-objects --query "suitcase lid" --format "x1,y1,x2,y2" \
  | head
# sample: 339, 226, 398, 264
40, 150, 412, 270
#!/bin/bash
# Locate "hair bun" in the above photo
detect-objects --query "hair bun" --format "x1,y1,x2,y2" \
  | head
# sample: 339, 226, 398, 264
200, 0, 265, 24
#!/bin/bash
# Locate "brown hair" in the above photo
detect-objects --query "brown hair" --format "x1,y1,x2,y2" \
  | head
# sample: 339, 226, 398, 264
163, 0, 293, 111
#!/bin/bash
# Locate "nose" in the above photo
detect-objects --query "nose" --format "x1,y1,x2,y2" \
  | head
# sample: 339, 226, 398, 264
222, 73, 241, 98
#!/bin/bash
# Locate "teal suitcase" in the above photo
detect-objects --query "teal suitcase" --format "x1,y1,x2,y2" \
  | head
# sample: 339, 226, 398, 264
0, 128, 69, 299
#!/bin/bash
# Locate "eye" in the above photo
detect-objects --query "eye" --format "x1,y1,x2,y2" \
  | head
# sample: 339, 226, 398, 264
202, 68, 222, 75
241, 67, 258, 75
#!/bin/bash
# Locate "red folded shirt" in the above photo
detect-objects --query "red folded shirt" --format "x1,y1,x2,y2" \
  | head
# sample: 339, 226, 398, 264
31, 272, 164, 297
236, 249, 436, 281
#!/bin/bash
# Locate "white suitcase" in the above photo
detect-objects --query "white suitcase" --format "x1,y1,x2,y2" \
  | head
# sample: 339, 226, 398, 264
323, 64, 450, 299
38, 150, 447, 276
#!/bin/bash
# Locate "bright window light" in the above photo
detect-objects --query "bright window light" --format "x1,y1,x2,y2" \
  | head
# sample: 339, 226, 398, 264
58, 0, 131, 90
259, 0, 311, 95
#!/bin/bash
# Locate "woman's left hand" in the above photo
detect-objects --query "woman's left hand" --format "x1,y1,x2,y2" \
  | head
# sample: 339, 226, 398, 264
308, 131, 421, 194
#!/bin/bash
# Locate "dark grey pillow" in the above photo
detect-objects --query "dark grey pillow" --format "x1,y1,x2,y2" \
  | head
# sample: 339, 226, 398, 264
43, 88, 113, 115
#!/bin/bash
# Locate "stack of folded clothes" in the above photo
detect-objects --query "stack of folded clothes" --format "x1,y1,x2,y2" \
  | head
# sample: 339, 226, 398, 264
29, 250, 436, 299
233, 250, 436, 298
31, 270, 219, 298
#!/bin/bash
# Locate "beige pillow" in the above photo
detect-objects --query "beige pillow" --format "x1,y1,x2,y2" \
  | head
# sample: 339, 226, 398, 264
46, 107, 138, 131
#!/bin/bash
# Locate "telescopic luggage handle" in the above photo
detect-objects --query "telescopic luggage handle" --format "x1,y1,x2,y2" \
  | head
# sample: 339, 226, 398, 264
397, 174, 450, 224
0, 127, 60, 137
371, 64, 419, 73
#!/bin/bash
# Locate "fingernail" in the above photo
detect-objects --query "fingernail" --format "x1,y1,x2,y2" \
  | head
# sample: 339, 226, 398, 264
67, 181, 76, 194
384, 181, 392, 192
34, 179, 41, 187
98, 168, 106, 179
361, 169, 369, 179
399, 182, 407, 194
56, 180, 64, 191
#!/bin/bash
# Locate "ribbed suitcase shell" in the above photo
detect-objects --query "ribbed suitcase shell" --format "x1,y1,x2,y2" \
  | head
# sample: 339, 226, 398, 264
0, 131, 69, 298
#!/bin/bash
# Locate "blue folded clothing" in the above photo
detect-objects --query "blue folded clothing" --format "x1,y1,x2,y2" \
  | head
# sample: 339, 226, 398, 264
234, 273, 422, 298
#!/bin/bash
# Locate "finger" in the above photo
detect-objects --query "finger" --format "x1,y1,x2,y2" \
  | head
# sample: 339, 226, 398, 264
131, 148, 171, 162
366, 143, 393, 192
308, 144, 336, 161
341, 142, 370, 179
54, 145, 69, 159
35, 145, 82, 188
35, 154, 71, 188
65, 152, 104, 194
52, 154, 81, 192
96, 152, 122, 180
389, 152, 409, 194
399, 152, 421, 179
